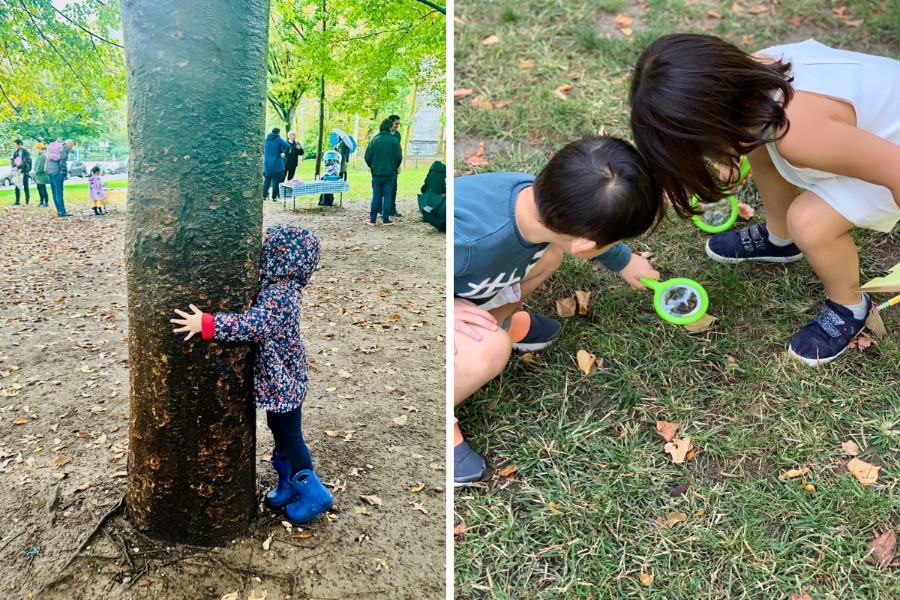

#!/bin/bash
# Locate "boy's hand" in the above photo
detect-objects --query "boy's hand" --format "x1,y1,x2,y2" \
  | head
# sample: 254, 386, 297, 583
171, 304, 204, 340
617, 254, 660, 291
454, 298, 497, 351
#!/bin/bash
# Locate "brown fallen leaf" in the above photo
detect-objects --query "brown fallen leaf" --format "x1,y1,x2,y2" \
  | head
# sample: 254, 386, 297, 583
296, 531, 313, 539
575, 290, 590, 315
470, 96, 495, 111
742, 34, 754, 46
620, 27, 633, 37
453, 522, 466, 536
495, 100, 512, 109
453, 88, 473, 99
497, 465, 519, 478
670, 482, 690, 497
521, 352, 538, 365
868, 530, 896, 567
639, 572, 653, 587
786, 15, 802, 26
660, 511, 687, 529
52, 455, 72, 469
656, 420, 679, 442
866, 310, 887, 338
737, 202, 755, 219
731, 2, 744, 13
707, 11, 724, 19
553, 84, 574, 100
841, 440, 861, 456
519, 59, 535, 69
790, 587, 813, 600
614, 15, 634, 27
567, 71, 582, 80
848, 332, 877, 350
556, 297, 576, 318
13, 418, 29, 425
683, 313, 717, 333
392, 415, 408, 426
664, 437, 693, 464
481, 34, 500, 46
465, 141, 490, 167
778, 466, 810, 481
847, 457, 880, 486
576, 350, 596, 376
748, 5, 767, 14
360, 495, 382, 506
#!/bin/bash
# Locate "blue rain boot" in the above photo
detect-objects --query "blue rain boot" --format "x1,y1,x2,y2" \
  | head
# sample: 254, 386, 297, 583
284, 470, 333, 524
264, 452, 296, 509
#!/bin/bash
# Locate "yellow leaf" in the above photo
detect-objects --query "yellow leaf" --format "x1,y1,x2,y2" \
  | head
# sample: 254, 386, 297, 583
614, 15, 634, 27
639, 573, 654, 587
296, 532, 313, 539
664, 437, 692, 464
481, 34, 500, 46
575, 290, 590, 315
683, 313, 717, 333
410, 482, 425, 493
847, 457, 880, 486
521, 352, 538, 365
620, 27, 633, 37
778, 466, 809, 481
748, 5, 767, 14
519, 59, 535, 69
576, 350, 596, 376
13, 418, 29, 425
841, 440, 860, 456
556, 297, 576, 318
656, 420, 679, 442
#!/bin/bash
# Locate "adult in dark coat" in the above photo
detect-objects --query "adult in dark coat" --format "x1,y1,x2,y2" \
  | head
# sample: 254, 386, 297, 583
364, 119, 403, 225
10, 139, 32, 206
263, 127, 291, 202
388, 115, 402, 217
283, 130, 304, 182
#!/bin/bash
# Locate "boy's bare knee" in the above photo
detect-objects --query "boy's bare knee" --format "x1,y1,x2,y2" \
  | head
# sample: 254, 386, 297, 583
458, 327, 512, 381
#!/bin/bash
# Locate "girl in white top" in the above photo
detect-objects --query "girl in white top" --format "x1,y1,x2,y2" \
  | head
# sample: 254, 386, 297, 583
630, 34, 900, 366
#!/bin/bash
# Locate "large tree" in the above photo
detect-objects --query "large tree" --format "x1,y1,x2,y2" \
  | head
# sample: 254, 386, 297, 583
121, 0, 269, 545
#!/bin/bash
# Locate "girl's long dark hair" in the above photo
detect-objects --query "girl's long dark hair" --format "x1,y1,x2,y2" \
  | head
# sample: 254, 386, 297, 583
629, 34, 794, 216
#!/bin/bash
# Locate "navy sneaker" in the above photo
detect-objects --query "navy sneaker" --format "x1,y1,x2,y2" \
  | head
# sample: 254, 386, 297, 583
454, 441, 486, 486
706, 223, 803, 264
510, 313, 562, 352
788, 294, 870, 366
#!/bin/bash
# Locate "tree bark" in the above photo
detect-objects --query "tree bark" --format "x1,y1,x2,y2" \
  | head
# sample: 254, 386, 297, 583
121, 0, 269, 546
315, 75, 325, 177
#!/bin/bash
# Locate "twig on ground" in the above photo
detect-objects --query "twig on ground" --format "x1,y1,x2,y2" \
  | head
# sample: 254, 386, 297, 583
0, 530, 26, 556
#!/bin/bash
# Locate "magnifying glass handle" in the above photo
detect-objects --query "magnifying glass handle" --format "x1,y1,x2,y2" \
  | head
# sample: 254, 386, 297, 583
737, 155, 751, 185
638, 277, 659, 290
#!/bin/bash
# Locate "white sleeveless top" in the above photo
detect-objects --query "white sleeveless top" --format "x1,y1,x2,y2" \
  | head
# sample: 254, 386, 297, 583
758, 39, 900, 232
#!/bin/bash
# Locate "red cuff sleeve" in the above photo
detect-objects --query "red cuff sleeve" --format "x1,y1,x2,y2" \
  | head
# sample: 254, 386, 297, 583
201, 313, 215, 340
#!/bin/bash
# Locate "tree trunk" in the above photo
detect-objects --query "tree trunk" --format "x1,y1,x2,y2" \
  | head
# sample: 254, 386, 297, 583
315, 76, 325, 178
121, 0, 269, 546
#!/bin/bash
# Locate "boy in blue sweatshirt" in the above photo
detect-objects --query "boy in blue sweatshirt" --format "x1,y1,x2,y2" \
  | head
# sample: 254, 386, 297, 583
454, 135, 663, 484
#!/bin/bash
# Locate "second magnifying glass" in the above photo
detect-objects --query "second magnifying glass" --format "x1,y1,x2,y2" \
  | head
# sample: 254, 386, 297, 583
690, 156, 752, 234
638, 277, 710, 325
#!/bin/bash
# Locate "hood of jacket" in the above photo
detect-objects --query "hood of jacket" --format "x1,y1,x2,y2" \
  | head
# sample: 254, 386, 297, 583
266, 132, 281, 142
259, 225, 320, 288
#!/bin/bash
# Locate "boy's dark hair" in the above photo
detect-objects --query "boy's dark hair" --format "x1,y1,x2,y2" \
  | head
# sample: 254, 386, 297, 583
533, 135, 664, 246
271, 127, 280, 135
379, 119, 393, 133
13, 138, 22, 146
629, 33, 794, 216
91, 165, 101, 174
388, 114, 400, 122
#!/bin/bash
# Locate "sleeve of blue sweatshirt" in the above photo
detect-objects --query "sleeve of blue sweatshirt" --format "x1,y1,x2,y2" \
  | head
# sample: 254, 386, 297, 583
591, 242, 632, 272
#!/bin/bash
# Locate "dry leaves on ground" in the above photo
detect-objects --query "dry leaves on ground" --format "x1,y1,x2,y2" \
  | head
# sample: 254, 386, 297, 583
639, 573, 653, 586
868, 530, 896, 567
465, 141, 490, 168
656, 421, 679, 442
481, 34, 499, 46
778, 466, 809, 481
453, 88, 473, 99
664, 437, 693, 464
737, 202, 755, 219
683, 314, 716, 333
556, 297, 576, 318
574, 290, 590, 315
847, 457, 880, 486
658, 511, 687, 529
576, 350, 596, 376
519, 59, 534, 69
553, 84, 574, 100
360, 495, 383, 506
841, 440, 861, 456
848, 332, 878, 350
790, 587, 813, 600
497, 465, 519, 478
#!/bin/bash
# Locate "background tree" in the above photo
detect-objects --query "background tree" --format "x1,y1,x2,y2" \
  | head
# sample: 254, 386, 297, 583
121, 0, 269, 545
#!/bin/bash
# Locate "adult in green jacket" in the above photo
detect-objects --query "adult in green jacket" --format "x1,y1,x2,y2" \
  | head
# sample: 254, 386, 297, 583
32, 143, 50, 207
363, 119, 402, 225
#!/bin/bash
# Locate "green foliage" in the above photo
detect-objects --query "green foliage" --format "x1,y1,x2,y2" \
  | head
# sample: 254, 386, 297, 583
0, 0, 125, 122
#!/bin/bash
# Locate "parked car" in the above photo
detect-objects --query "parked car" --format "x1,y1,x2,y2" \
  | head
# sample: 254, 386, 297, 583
66, 160, 87, 178
106, 160, 128, 175
0, 166, 11, 186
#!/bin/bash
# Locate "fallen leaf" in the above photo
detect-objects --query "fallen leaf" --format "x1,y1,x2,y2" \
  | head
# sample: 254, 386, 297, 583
866, 310, 887, 338
567, 71, 581, 80
620, 27, 633, 37
481, 34, 500, 46
221, 593, 239, 600
13, 418, 29, 425
325, 430, 342, 437
707, 11, 724, 19
742, 34, 754, 46
519, 59, 535, 69
778, 467, 809, 481
575, 290, 590, 315
748, 5, 767, 14
841, 440, 861, 456
614, 15, 634, 27
848, 332, 877, 350
248, 589, 268, 600
662, 511, 687, 529
453, 522, 466, 536
553, 84, 574, 100
670, 482, 690, 497
410, 482, 425, 493
737, 202, 755, 219
296, 532, 313, 539
656, 420, 680, 442
664, 437, 693, 464
411, 502, 428, 514
392, 415, 408, 426
465, 141, 490, 167
52, 456, 72, 469
868, 530, 896, 567
576, 350, 596, 376
786, 15, 802, 26
262, 535, 273, 551
790, 587, 813, 600
495, 100, 512, 109
521, 352, 538, 365
90, 406, 106, 414
470, 96, 495, 110
683, 314, 717, 333
844, 19, 863, 27
731, 2, 744, 13
639, 572, 654, 587
497, 465, 519, 478
453, 88, 474, 99
360, 495, 382, 506
847, 457, 880, 486
337, 369, 352, 378
556, 297, 576, 318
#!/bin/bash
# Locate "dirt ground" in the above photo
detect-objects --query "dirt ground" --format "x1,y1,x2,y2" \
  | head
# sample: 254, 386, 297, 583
0, 195, 446, 600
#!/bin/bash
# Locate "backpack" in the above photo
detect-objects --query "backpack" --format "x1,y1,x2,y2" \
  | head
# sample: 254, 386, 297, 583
46, 141, 63, 161
417, 191, 446, 232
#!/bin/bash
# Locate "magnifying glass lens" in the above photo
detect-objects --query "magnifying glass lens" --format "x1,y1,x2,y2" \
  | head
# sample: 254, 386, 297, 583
701, 205, 732, 226
662, 284, 701, 317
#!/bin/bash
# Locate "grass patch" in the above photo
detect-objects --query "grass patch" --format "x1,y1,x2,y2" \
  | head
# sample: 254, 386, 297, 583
455, 1, 900, 598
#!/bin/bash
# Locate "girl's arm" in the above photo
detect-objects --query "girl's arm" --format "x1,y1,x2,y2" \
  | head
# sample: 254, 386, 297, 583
776, 93, 900, 206
171, 291, 283, 343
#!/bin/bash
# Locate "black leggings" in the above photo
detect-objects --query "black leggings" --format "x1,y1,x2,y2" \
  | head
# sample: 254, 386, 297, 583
266, 407, 313, 475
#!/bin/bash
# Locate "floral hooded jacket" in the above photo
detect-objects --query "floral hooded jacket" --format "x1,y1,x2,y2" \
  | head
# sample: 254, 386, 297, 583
201, 225, 320, 412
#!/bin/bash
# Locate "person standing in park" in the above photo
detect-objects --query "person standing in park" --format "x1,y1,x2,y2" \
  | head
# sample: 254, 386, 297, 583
364, 118, 403, 225
283, 130, 304, 182
10, 139, 32, 206
44, 138, 71, 217
263, 127, 290, 202
336, 138, 350, 181
388, 114, 402, 218
32, 142, 50, 207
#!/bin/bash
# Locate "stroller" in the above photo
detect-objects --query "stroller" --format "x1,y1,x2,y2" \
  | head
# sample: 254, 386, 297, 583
318, 149, 342, 206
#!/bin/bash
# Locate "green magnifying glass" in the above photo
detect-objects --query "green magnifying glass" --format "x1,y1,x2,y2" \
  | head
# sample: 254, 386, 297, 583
638, 277, 710, 325
690, 156, 752, 234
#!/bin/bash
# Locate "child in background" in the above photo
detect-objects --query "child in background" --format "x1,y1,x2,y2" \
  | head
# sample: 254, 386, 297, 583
32, 143, 50, 207
170, 225, 333, 524
630, 34, 900, 365
89, 165, 107, 215
454, 135, 662, 484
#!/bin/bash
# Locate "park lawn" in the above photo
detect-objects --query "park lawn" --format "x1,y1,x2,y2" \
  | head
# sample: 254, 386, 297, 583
0, 178, 128, 205
454, 1, 900, 599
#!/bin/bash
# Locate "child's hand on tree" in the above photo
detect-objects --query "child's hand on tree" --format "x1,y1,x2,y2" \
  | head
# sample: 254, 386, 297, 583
171, 304, 204, 340
617, 253, 660, 291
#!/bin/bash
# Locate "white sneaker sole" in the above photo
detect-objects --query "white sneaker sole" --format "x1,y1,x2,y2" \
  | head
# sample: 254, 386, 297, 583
787, 345, 847, 367
705, 240, 803, 264
511, 340, 556, 352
